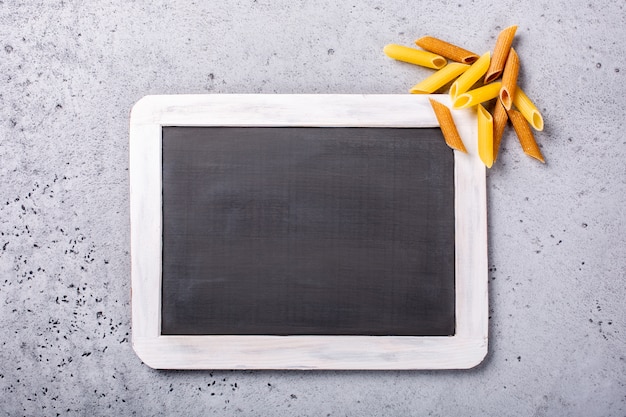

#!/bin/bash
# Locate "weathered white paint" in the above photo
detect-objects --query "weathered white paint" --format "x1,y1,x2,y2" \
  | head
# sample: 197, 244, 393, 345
129, 94, 487, 370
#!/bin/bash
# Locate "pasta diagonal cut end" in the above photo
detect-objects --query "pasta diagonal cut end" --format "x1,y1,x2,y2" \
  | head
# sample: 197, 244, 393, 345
499, 48, 520, 110
531, 111, 544, 131
484, 25, 518, 84
500, 88, 513, 110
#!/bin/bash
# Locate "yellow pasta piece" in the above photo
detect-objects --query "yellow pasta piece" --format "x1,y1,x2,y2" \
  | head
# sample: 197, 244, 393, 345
499, 48, 519, 110
429, 98, 467, 153
484, 25, 517, 83
477, 104, 494, 168
410, 63, 470, 94
415, 36, 479, 64
492, 99, 508, 162
508, 109, 545, 163
449, 51, 490, 99
452, 81, 502, 109
383, 44, 447, 69
513, 87, 544, 131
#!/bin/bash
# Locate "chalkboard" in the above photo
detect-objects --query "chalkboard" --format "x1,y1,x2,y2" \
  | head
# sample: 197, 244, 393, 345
161, 126, 455, 336
130, 94, 488, 370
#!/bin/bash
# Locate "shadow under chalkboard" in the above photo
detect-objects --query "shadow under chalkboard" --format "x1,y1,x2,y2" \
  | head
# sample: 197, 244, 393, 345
161, 127, 455, 336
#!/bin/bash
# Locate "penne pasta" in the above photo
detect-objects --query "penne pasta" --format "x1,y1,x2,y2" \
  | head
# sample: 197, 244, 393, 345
484, 25, 518, 83
429, 98, 467, 153
508, 109, 545, 163
383, 26, 547, 167
499, 48, 519, 110
452, 81, 502, 109
513, 87, 544, 131
449, 51, 491, 99
383, 44, 447, 69
477, 104, 494, 168
492, 99, 508, 162
415, 36, 479, 64
410, 63, 470, 94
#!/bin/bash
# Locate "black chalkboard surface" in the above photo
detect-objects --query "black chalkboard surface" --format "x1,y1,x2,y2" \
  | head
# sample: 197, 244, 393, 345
161, 126, 455, 336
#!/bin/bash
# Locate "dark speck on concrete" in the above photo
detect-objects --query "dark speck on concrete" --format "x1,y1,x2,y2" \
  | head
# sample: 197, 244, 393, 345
4, 45, 12, 53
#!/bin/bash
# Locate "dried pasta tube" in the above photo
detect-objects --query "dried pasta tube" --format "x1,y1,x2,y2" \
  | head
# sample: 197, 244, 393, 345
453, 82, 502, 109
508, 109, 545, 163
513, 87, 544, 131
492, 99, 508, 162
410, 63, 469, 94
477, 104, 494, 168
383, 44, 447, 69
484, 25, 518, 83
449, 51, 491, 99
415, 36, 479, 64
499, 48, 519, 110
429, 98, 467, 153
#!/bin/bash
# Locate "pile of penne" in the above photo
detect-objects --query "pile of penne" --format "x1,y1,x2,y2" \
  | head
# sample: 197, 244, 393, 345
384, 25, 545, 167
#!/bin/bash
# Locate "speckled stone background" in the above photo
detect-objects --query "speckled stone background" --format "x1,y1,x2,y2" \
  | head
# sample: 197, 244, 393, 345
1, 1, 625, 415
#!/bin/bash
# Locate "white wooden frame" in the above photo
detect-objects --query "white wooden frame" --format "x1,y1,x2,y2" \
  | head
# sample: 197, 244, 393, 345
130, 94, 488, 370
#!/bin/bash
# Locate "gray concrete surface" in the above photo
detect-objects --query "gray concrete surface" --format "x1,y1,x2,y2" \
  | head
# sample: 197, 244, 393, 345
1, 0, 625, 415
